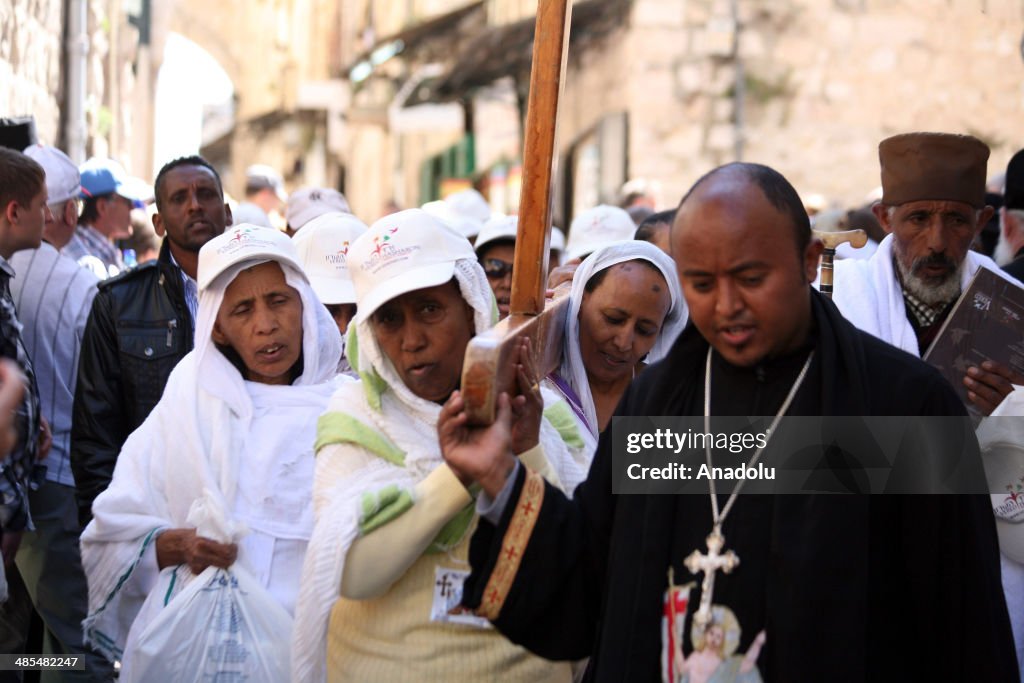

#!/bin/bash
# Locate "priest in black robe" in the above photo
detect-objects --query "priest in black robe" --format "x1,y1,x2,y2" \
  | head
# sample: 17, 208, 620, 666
438, 162, 1018, 682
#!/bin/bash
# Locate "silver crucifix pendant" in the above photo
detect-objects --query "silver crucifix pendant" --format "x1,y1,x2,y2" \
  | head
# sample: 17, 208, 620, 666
683, 528, 740, 627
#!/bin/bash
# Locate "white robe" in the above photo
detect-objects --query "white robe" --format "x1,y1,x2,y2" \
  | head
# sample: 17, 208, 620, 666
81, 259, 344, 663
831, 234, 1022, 357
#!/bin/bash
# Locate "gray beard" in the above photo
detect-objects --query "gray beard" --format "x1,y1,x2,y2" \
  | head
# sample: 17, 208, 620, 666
894, 254, 963, 307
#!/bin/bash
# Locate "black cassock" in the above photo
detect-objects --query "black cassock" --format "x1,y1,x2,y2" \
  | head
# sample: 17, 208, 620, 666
463, 291, 1018, 682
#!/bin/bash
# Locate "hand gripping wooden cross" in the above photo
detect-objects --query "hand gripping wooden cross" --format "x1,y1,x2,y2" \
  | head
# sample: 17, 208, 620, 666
460, 0, 574, 424
815, 229, 868, 299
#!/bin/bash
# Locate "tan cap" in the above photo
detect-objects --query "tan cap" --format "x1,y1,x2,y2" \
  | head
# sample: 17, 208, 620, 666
879, 132, 989, 208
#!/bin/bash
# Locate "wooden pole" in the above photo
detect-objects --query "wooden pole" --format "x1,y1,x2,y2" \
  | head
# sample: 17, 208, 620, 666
460, 0, 574, 424
510, 0, 573, 316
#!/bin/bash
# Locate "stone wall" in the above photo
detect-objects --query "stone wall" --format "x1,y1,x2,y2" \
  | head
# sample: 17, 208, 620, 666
0, 0, 65, 145
1, 0, 155, 172
623, 0, 1024, 207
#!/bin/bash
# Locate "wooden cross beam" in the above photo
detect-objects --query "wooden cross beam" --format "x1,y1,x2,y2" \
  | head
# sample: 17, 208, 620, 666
460, 0, 573, 425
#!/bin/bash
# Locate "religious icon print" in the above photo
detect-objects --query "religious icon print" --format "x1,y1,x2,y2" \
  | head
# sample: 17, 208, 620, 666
661, 571, 693, 682
664, 601, 766, 683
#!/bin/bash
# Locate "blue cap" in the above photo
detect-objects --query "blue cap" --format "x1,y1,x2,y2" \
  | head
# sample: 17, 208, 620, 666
79, 158, 149, 207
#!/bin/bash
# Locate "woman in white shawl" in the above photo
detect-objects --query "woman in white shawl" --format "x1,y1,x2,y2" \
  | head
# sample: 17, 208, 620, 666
292, 209, 576, 683
546, 240, 687, 466
81, 224, 343, 665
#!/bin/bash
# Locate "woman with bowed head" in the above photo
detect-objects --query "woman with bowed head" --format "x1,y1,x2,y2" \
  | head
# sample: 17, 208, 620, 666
544, 240, 687, 485
293, 209, 581, 682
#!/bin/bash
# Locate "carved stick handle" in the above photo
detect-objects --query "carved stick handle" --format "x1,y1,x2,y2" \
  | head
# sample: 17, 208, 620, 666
814, 229, 867, 299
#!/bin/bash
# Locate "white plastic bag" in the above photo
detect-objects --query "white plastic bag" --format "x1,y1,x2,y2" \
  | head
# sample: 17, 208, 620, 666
120, 490, 292, 682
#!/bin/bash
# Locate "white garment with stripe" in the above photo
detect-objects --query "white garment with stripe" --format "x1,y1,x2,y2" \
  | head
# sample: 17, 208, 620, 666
292, 256, 584, 683
80, 256, 343, 663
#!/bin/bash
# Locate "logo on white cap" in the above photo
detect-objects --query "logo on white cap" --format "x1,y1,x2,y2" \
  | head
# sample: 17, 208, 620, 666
325, 242, 350, 266
361, 227, 421, 274
217, 226, 277, 256
994, 474, 1024, 523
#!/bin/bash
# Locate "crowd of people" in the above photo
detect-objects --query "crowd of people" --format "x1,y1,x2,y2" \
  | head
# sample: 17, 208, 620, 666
0, 128, 1020, 682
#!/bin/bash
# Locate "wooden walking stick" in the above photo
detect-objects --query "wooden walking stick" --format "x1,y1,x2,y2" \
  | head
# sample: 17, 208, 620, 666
460, 0, 573, 425
816, 229, 868, 299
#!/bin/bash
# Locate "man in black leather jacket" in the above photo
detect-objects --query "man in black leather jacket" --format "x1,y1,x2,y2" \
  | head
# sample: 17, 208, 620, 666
71, 156, 231, 526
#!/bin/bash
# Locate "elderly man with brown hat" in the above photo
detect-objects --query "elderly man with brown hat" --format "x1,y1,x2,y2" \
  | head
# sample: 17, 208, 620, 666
833, 132, 1023, 416
833, 133, 1024, 676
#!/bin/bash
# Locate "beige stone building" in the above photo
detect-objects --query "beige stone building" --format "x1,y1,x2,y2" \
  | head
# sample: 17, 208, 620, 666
168, 0, 349, 202
0, 0, 157, 175
6, 0, 1021, 215
335, 0, 1024, 225
0, 0, 65, 149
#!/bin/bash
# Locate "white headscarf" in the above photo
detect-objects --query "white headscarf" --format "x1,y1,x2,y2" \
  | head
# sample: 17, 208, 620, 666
558, 240, 687, 433
81, 253, 342, 663
291, 253, 495, 682
293, 239, 590, 681
195, 258, 342, 414
349, 256, 494, 433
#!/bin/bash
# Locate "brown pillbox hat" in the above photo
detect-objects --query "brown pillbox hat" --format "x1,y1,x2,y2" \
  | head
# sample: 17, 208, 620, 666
879, 132, 989, 208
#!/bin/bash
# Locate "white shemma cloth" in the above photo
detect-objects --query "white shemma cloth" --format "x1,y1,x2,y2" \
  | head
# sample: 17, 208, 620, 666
81, 244, 342, 664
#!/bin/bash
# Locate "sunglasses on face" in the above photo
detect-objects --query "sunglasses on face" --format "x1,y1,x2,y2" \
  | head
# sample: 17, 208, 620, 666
482, 258, 514, 280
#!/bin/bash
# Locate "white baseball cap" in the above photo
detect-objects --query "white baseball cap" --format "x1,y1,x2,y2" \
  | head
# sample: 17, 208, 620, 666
978, 409, 1024, 564
422, 199, 482, 241
198, 223, 305, 291
23, 144, 80, 205
565, 204, 636, 261
246, 164, 287, 202
292, 212, 368, 305
474, 214, 519, 253
349, 208, 476, 323
551, 226, 566, 253
231, 203, 274, 229
286, 187, 351, 230
445, 188, 491, 224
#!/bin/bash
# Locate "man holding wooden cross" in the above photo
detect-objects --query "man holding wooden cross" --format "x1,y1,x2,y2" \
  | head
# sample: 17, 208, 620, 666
439, 162, 1018, 681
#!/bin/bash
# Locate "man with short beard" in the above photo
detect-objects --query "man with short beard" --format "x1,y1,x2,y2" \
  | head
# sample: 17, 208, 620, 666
833, 132, 1023, 417
71, 156, 231, 527
833, 135, 1024, 674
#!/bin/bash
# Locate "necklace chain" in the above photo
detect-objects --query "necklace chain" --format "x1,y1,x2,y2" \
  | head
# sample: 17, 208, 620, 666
702, 347, 813, 529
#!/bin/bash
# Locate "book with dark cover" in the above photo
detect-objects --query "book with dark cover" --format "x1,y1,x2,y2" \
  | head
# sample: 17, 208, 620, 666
924, 267, 1024, 417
